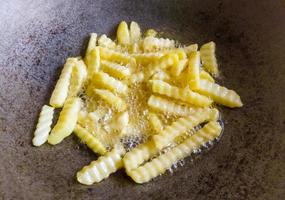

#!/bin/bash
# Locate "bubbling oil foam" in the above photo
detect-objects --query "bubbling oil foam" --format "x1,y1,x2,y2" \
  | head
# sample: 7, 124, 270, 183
81, 76, 155, 150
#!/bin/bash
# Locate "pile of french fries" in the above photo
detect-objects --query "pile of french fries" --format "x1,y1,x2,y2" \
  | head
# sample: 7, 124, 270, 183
32, 21, 242, 185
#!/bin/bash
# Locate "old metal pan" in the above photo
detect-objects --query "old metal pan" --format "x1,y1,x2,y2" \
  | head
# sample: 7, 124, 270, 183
0, 0, 284, 199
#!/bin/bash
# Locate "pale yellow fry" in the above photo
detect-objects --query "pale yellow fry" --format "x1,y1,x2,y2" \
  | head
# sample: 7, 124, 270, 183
81, 112, 107, 141
129, 72, 145, 84
151, 70, 171, 82
101, 60, 130, 79
117, 21, 130, 45
196, 80, 243, 108
78, 111, 118, 148
77, 146, 126, 185
145, 29, 158, 37
151, 53, 179, 71
171, 48, 187, 59
81, 112, 100, 130
171, 59, 188, 77
131, 52, 163, 65
110, 111, 129, 132
86, 33, 97, 55
48, 97, 81, 145
127, 121, 222, 183
200, 41, 219, 76
147, 53, 179, 79
92, 72, 128, 95
68, 59, 87, 98
148, 95, 203, 116
159, 48, 187, 60
85, 47, 100, 77
77, 110, 88, 125
130, 43, 141, 53
74, 124, 107, 155
32, 105, 54, 146
100, 47, 133, 65
151, 80, 212, 107
49, 58, 76, 108
143, 36, 175, 52
123, 140, 157, 172
200, 70, 215, 82
187, 51, 200, 90
130, 21, 141, 43
98, 34, 116, 49
148, 112, 164, 133
152, 108, 216, 149
95, 89, 127, 112
184, 44, 198, 54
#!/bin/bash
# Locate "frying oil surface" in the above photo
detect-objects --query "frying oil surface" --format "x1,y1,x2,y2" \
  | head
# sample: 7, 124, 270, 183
81, 79, 152, 150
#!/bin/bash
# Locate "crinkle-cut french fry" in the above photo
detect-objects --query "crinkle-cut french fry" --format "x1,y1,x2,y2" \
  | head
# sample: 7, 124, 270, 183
151, 53, 179, 71
77, 111, 100, 133
196, 80, 243, 108
151, 80, 212, 107
131, 52, 163, 65
48, 97, 81, 145
117, 21, 130, 46
32, 105, 54, 146
145, 29, 158, 37
147, 53, 179, 79
92, 72, 128, 95
209, 108, 220, 121
92, 107, 111, 121
184, 44, 198, 54
77, 110, 88, 125
85, 83, 95, 97
94, 89, 127, 112
116, 112, 129, 130
99, 47, 133, 65
151, 70, 171, 81
101, 60, 130, 79
123, 140, 157, 172
130, 43, 141, 53
160, 48, 186, 60
99, 129, 120, 148
77, 146, 126, 185
143, 36, 175, 52
49, 58, 76, 108
85, 47, 100, 77
172, 49, 187, 59
173, 71, 189, 88
148, 95, 203, 116
187, 51, 200, 90
98, 34, 116, 49
200, 41, 219, 76
86, 112, 101, 126
148, 112, 164, 133
129, 72, 145, 84
200, 70, 215, 83
130, 21, 141, 43
78, 111, 118, 148
86, 33, 97, 55
110, 111, 129, 132
152, 108, 216, 149
171, 59, 188, 77
74, 124, 107, 155
127, 121, 222, 183
68, 59, 87, 98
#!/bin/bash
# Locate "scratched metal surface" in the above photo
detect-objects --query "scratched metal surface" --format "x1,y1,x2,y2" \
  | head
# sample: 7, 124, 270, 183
0, 0, 285, 199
